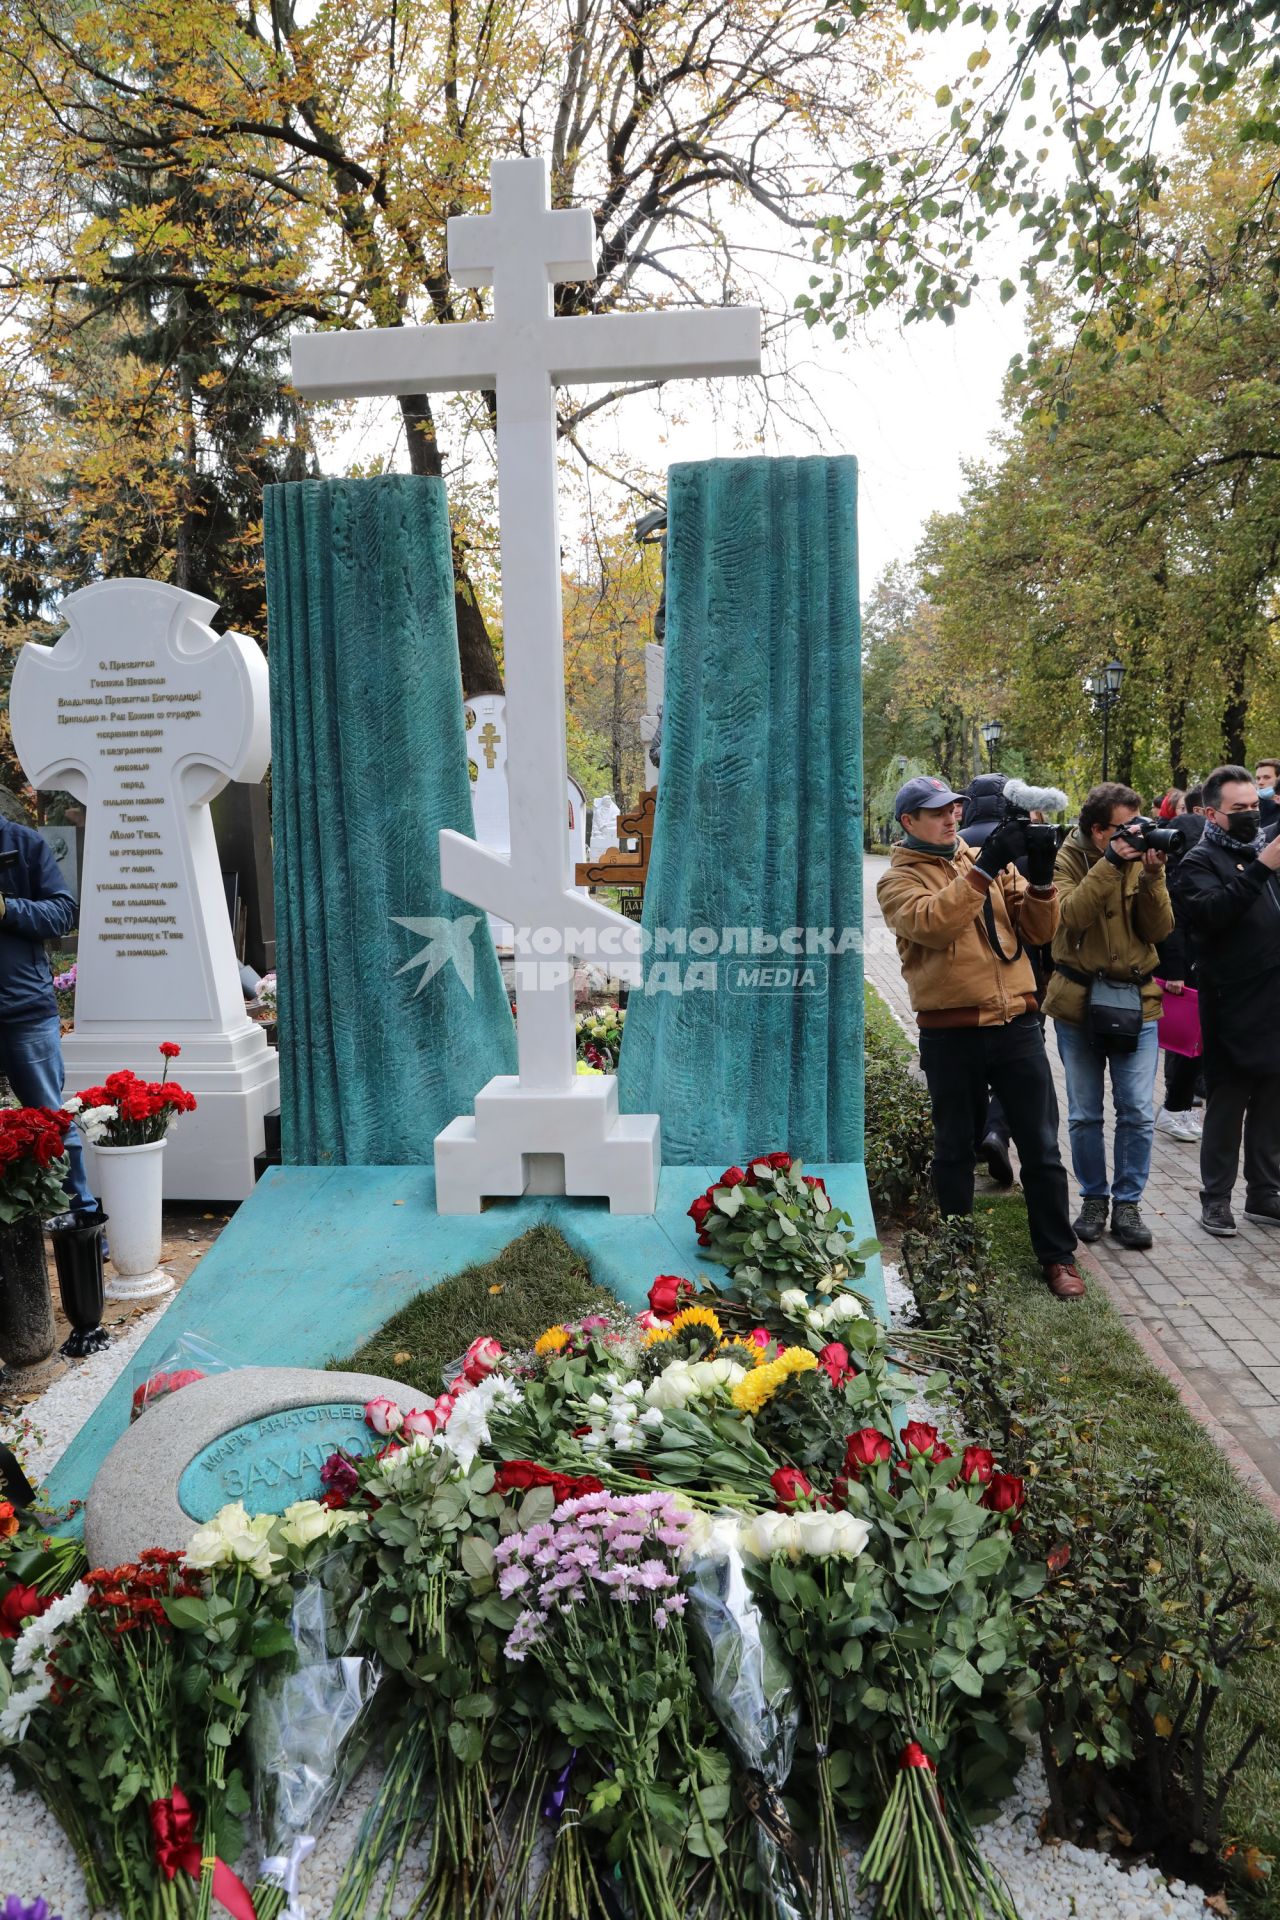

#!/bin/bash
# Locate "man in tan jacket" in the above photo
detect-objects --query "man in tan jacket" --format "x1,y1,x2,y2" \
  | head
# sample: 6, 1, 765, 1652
1044, 783, 1174, 1254
877, 775, 1082, 1298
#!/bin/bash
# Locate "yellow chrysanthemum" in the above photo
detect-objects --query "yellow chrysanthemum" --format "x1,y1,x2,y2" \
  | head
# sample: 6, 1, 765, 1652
731, 1346, 818, 1414
535, 1325, 570, 1356
642, 1323, 678, 1347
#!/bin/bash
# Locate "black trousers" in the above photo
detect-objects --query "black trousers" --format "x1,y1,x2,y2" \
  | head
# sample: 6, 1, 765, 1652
1163, 1049, 1201, 1113
1199, 1071, 1280, 1205
918, 1014, 1076, 1267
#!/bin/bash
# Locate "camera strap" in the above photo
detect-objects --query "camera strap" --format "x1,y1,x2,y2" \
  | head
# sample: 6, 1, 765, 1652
981, 890, 1024, 966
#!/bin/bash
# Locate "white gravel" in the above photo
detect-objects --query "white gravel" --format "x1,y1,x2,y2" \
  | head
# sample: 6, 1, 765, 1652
1, 1309, 162, 1487
0, 1278, 1217, 1920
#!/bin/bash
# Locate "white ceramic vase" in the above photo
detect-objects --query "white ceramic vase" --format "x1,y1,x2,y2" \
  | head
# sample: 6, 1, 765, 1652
88, 1139, 173, 1300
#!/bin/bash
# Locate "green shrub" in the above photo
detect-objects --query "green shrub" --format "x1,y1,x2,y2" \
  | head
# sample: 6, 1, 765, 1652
862, 985, 933, 1224
902, 1215, 1277, 1903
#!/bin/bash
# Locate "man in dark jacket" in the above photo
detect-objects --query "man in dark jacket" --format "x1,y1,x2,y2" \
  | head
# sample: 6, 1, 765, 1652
0, 820, 94, 1211
1175, 765, 1280, 1236
1155, 801, 1208, 1141
959, 775, 1016, 1184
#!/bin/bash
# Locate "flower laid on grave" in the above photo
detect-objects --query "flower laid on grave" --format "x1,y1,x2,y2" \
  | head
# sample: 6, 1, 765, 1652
0, 1106, 71, 1226
687, 1154, 879, 1318
574, 1003, 625, 1072
0, 1153, 1042, 1920
67, 1045, 197, 1149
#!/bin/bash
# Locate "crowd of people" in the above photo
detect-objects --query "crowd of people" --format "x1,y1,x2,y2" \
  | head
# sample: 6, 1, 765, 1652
877, 760, 1280, 1300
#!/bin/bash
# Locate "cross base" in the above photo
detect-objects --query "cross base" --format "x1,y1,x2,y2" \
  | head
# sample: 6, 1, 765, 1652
434, 1075, 660, 1214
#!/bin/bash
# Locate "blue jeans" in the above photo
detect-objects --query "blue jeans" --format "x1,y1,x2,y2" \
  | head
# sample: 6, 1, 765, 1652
0, 1014, 95, 1211
1054, 1018, 1160, 1205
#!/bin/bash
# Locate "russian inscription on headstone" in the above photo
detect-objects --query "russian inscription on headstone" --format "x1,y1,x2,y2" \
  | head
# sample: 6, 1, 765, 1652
86, 1366, 419, 1561
10, 580, 279, 1200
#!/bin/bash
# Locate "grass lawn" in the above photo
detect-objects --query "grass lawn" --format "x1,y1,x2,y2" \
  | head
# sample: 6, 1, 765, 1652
330, 1223, 616, 1398
864, 976, 913, 1065
982, 1189, 1280, 1911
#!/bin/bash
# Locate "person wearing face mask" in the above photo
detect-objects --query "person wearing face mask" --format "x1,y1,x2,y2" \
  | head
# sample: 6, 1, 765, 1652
1175, 765, 1280, 1236
1254, 758, 1279, 834
877, 775, 1082, 1298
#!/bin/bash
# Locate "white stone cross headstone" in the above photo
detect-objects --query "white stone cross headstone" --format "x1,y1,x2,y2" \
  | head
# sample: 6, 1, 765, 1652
10, 579, 279, 1202
291, 155, 760, 1212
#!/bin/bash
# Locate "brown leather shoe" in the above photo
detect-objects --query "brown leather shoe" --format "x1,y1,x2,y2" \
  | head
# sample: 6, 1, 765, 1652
1043, 1261, 1085, 1299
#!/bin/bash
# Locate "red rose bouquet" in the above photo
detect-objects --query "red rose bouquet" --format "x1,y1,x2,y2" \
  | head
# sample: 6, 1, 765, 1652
688, 1153, 876, 1313
0, 1104, 72, 1225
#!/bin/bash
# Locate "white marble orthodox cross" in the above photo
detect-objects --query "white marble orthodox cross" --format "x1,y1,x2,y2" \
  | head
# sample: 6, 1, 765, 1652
10, 580, 279, 1202
291, 155, 760, 1213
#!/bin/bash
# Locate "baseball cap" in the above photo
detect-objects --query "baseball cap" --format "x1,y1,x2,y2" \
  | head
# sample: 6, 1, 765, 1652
894, 775, 966, 820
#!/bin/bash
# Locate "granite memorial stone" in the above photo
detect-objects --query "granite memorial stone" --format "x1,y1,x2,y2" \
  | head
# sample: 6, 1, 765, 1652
86, 1366, 420, 1563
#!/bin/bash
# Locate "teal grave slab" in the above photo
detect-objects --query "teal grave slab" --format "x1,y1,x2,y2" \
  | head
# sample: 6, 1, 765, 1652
43, 1160, 881, 1518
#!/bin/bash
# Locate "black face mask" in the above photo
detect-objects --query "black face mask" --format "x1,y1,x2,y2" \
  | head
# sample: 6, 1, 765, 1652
1225, 810, 1262, 841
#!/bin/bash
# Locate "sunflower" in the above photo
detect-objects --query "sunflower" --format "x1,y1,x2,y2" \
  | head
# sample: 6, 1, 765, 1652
719, 1334, 769, 1368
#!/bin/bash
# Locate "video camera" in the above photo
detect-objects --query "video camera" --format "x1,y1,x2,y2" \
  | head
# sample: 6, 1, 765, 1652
1111, 816, 1182, 857
1001, 778, 1070, 858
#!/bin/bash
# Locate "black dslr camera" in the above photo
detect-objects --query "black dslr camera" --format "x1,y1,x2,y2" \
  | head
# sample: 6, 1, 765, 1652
1111, 816, 1181, 857
1001, 778, 1069, 859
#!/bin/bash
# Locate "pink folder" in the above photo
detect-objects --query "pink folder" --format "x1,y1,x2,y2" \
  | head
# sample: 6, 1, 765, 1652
1155, 981, 1203, 1058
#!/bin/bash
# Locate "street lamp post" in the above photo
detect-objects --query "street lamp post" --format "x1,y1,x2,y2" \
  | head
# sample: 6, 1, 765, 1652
1086, 659, 1125, 780
981, 720, 1002, 771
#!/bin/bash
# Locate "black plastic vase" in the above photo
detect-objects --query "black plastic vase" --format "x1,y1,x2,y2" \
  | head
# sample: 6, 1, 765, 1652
49, 1207, 109, 1358
0, 1213, 56, 1372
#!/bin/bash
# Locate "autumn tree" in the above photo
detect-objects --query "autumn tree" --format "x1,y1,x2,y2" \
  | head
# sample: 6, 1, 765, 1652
563, 513, 661, 805
811, 0, 1280, 348
0, 0, 909, 691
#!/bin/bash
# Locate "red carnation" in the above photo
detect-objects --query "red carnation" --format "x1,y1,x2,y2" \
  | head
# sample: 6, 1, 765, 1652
983, 1473, 1026, 1517
844, 1428, 892, 1472
0, 1584, 51, 1639
648, 1275, 694, 1322
159, 1042, 181, 1059
770, 1466, 814, 1508
817, 1342, 852, 1387
959, 1446, 996, 1486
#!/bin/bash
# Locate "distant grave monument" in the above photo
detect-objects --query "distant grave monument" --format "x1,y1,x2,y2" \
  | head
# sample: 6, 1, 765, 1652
465, 693, 589, 948
10, 580, 280, 1200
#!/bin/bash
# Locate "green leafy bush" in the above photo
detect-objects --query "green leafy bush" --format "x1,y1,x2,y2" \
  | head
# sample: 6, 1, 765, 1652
862, 989, 933, 1224
902, 1216, 1276, 1899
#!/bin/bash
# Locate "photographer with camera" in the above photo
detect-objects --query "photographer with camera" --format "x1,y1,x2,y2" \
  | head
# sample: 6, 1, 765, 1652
878, 775, 1083, 1299
1174, 766, 1280, 1236
1043, 784, 1174, 1252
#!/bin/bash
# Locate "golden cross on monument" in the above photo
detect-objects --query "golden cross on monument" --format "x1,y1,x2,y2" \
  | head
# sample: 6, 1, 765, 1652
478, 721, 502, 770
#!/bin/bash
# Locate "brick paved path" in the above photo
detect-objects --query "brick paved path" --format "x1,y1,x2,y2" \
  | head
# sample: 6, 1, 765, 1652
863, 855, 1280, 1513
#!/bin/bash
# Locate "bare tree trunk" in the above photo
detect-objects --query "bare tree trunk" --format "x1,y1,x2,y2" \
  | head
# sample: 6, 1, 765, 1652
399, 391, 504, 696
175, 354, 198, 592
1221, 647, 1248, 765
